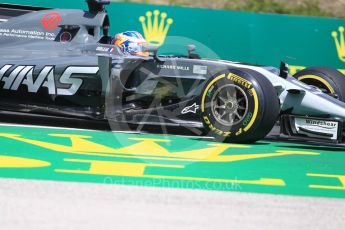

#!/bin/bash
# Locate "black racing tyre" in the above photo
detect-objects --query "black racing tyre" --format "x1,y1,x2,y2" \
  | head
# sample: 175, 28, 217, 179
294, 67, 345, 102
200, 68, 280, 143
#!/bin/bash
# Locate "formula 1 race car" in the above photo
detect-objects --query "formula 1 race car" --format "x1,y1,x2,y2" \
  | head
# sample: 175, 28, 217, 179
1, 0, 345, 143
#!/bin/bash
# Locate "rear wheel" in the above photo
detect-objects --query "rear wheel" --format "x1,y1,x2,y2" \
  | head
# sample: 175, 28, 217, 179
294, 67, 345, 102
200, 68, 280, 143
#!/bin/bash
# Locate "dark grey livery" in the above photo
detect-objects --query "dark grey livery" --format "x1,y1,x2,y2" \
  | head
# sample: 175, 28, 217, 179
1, 0, 345, 143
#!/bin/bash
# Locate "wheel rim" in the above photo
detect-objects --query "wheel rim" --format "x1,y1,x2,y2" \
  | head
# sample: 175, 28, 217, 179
211, 84, 248, 126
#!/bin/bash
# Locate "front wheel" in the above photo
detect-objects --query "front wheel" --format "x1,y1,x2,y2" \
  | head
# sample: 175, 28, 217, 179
200, 68, 280, 143
294, 66, 345, 102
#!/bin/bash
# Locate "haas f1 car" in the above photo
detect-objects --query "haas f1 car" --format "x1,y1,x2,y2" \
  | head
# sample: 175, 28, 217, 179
1, 0, 345, 143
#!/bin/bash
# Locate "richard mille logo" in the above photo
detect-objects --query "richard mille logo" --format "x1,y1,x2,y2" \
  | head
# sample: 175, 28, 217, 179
0, 65, 99, 95
157, 64, 190, 71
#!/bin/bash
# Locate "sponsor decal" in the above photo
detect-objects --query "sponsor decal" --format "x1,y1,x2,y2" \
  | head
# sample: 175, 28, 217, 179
181, 103, 199, 114
41, 12, 61, 31
157, 64, 190, 71
203, 116, 231, 137
0, 28, 56, 41
96, 46, 116, 53
305, 119, 337, 128
193, 65, 207, 75
242, 112, 253, 126
227, 73, 252, 89
295, 117, 339, 140
0, 65, 99, 96
139, 10, 173, 46
332, 26, 345, 63
96, 46, 111, 52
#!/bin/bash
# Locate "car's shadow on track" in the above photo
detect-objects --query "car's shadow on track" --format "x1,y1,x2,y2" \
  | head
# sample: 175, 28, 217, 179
1, 111, 344, 151
266, 136, 345, 151
275, 145, 345, 152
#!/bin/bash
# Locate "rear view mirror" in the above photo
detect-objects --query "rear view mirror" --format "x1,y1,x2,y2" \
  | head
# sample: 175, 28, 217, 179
143, 45, 162, 61
187, 44, 201, 59
143, 45, 158, 54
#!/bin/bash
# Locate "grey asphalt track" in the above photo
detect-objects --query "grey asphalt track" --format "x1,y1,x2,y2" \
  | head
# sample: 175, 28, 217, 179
0, 179, 344, 230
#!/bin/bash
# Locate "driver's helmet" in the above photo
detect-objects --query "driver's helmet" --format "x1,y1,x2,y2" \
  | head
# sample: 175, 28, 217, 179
113, 31, 149, 57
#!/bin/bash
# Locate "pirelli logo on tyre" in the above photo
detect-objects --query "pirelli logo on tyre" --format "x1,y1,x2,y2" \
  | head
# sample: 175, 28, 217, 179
227, 73, 252, 89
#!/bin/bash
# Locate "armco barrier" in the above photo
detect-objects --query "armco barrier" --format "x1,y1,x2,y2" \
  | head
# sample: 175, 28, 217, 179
3, 0, 345, 73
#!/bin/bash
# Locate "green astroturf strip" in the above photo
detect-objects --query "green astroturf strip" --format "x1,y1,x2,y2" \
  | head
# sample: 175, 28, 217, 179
0, 124, 344, 198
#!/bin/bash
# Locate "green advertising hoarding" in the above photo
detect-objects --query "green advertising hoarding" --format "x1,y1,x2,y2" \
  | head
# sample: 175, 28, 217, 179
3, 0, 345, 74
